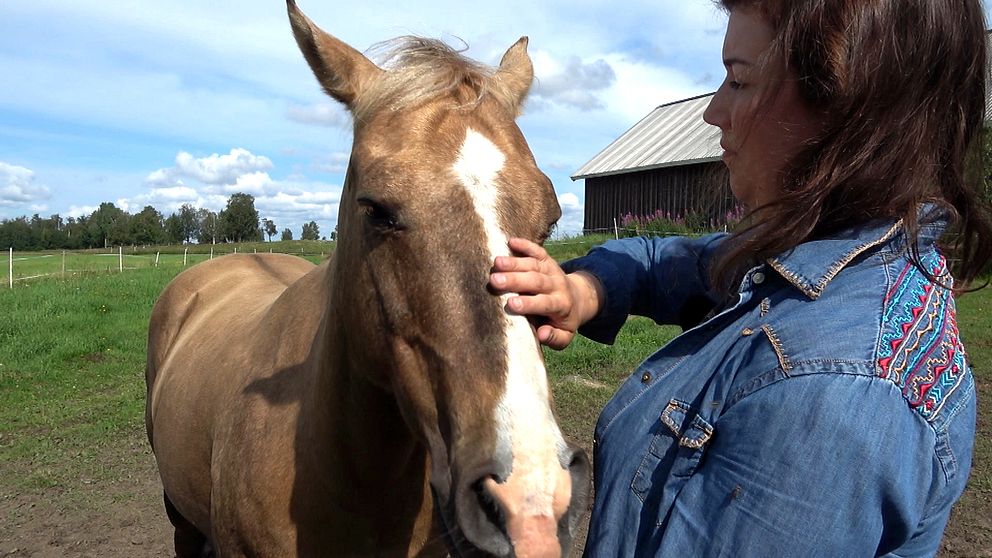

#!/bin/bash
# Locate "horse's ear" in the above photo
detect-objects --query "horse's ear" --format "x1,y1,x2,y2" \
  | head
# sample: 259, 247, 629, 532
287, 0, 382, 108
494, 37, 534, 115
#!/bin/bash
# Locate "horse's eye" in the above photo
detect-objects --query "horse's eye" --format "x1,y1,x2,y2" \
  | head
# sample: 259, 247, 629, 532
358, 198, 401, 231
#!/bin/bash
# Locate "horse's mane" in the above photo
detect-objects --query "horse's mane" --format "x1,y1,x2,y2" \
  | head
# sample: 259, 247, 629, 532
355, 37, 523, 121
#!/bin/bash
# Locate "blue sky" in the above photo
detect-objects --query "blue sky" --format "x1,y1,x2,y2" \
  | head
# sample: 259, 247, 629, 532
3, 2, 989, 237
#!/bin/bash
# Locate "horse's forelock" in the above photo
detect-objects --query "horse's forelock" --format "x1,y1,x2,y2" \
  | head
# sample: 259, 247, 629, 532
353, 37, 523, 121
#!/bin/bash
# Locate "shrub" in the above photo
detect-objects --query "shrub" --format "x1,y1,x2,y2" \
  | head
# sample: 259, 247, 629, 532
619, 206, 745, 238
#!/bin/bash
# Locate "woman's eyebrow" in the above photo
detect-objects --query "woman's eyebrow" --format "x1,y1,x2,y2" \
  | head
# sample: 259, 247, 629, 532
723, 57, 753, 67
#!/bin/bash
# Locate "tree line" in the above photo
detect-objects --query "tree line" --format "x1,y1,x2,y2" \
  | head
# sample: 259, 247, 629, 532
0, 192, 326, 251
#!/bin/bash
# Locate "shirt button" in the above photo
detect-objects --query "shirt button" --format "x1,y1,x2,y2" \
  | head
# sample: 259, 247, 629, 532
742, 327, 754, 336
752, 272, 765, 284
641, 372, 652, 384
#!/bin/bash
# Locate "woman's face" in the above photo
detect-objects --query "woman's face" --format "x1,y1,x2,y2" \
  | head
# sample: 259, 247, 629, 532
703, 8, 823, 210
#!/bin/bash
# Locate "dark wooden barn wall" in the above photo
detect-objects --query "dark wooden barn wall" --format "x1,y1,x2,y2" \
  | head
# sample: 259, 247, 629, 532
582, 162, 733, 232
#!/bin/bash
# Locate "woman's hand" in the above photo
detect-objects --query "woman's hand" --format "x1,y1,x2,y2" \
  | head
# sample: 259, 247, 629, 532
490, 237, 604, 350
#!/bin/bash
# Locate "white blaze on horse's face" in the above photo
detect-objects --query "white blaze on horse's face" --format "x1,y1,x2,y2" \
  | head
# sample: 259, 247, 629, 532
453, 128, 572, 555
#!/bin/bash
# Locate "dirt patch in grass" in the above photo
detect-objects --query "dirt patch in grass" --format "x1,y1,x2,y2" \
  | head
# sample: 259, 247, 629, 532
80, 353, 106, 364
0, 429, 172, 557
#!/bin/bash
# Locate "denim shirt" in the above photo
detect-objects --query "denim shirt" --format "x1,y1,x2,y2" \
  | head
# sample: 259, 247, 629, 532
562, 216, 976, 557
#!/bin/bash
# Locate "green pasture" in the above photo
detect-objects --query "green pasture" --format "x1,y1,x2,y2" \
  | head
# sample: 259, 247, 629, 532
0, 237, 988, 553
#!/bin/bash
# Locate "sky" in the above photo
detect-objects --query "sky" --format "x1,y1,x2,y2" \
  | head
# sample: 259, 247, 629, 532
2, 2, 989, 238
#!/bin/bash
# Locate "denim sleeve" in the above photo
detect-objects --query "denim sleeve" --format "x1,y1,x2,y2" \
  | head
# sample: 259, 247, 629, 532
560, 233, 727, 344
651, 373, 955, 557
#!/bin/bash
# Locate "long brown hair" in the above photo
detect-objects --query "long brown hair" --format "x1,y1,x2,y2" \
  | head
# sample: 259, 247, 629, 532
712, 0, 992, 293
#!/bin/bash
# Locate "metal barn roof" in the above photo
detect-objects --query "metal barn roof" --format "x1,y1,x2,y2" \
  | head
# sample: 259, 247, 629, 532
571, 93, 721, 181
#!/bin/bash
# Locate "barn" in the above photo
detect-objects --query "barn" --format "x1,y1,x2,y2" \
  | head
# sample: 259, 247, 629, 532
571, 93, 733, 234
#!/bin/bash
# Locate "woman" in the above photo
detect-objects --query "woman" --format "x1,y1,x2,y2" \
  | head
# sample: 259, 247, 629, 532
490, 0, 992, 555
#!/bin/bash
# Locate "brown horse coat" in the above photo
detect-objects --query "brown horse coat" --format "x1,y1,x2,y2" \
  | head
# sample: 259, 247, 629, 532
146, 2, 588, 557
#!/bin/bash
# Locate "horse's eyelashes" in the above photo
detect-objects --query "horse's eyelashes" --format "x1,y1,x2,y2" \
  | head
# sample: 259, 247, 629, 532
358, 198, 402, 231
538, 221, 558, 244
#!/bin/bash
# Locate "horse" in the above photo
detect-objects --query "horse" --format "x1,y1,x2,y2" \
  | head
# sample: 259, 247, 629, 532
144, 2, 590, 556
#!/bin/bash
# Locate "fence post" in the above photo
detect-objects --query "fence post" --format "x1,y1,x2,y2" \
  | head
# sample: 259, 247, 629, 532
155, 252, 160, 267
614, 218, 619, 240
62, 250, 66, 277
184, 248, 188, 267
8, 248, 12, 289
119, 246, 123, 272
234, 247, 238, 254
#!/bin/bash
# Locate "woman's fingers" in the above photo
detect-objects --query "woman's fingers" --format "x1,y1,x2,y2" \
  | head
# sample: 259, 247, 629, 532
537, 324, 574, 351
506, 237, 549, 260
505, 291, 570, 318
491, 270, 558, 296
489, 237, 584, 350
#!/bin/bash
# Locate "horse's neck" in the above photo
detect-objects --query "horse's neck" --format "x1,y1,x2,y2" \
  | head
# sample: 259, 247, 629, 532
295, 259, 440, 553
307, 258, 422, 483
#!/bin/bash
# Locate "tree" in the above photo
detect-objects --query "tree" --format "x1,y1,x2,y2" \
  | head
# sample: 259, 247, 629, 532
130, 205, 166, 245
178, 203, 198, 244
262, 218, 277, 242
219, 192, 262, 243
0, 217, 34, 251
301, 220, 320, 241
281, 228, 293, 241
194, 208, 217, 244
64, 216, 84, 249
87, 202, 128, 248
164, 213, 183, 244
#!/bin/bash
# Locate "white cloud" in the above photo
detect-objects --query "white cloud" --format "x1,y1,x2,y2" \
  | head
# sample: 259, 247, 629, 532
313, 152, 351, 174
150, 185, 199, 201
286, 103, 351, 128
600, 54, 706, 123
0, 162, 51, 207
66, 205, 99, 218
218, 171, 276, 195
120, 148, 343, 235
531, 52, 616, 111
556, 192, 584, 236
148, 148, 274, 186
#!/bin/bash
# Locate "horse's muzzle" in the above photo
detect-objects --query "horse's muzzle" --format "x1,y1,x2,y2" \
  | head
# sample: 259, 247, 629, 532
451, 442, 591, 557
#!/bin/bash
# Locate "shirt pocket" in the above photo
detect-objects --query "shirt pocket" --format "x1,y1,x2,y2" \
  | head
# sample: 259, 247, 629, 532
630, 399, 714, 522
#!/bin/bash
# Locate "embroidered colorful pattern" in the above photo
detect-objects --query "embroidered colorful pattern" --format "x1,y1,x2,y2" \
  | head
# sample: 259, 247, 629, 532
877, 253, 968, 421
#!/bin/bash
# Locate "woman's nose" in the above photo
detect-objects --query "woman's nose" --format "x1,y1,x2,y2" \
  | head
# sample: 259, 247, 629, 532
703, 86, 728, 129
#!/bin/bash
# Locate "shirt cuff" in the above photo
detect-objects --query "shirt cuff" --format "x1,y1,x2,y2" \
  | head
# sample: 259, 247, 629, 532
561, 255, 631, 345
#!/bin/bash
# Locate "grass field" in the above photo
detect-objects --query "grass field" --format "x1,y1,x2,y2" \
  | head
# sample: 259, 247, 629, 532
0, 238, 988, 555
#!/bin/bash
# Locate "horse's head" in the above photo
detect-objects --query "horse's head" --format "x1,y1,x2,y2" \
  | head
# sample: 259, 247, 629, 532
288, 2, 589, 556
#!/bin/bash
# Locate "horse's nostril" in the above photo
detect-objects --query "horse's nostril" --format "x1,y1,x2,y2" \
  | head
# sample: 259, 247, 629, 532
568, 448, 590, 478
472, 477, 507, 535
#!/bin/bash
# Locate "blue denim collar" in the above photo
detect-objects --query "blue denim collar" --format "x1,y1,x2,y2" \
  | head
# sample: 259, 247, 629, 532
766, 205, 949, 300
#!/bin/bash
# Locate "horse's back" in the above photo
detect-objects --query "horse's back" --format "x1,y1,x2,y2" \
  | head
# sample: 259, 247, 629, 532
145, 252, 320, 537
147, 253, 315, 388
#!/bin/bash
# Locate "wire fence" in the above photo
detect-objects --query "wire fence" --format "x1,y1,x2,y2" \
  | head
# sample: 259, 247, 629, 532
3, 227, 725, 289
2, 245, 334, 289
